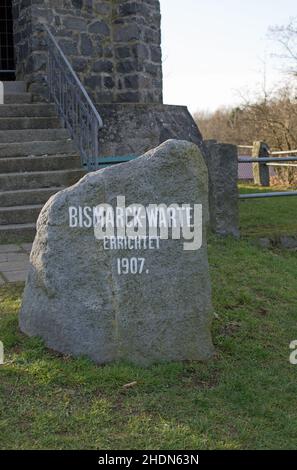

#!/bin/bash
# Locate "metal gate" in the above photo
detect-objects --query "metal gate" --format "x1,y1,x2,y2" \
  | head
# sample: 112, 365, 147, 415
0, 0, 15, 79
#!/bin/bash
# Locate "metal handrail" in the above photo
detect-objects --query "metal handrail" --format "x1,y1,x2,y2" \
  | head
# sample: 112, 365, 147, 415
43, 24, 103, 171
238, 157, 297, 163
239, 191, 297, 199
238, 155, 297, 200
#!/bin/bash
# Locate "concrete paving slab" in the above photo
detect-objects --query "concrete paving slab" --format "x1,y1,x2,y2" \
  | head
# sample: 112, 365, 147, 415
4, 270, 28, 283
0, 260, 30, 273
0, 253, 29, 263
20, 243, 33, 253
0, 244, 29, 283
0, 244, 21, 253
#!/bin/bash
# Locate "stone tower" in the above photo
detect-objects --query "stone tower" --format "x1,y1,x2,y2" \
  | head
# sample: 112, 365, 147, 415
10, 0, 202, 157
12, 0, 163, 104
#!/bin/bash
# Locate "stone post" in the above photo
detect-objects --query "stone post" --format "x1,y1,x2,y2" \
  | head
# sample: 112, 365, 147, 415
252, 141, 270, 187
204, 140, 240, 238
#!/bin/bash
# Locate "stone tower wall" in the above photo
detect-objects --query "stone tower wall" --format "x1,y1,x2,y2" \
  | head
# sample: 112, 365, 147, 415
12, 0, 163, 104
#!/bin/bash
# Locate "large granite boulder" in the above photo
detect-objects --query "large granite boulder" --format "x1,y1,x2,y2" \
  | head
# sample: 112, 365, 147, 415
19, 140, 214, 366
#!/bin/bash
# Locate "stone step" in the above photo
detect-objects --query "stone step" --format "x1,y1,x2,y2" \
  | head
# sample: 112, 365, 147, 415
0, 84, 81, 243
0, 104, 56, 118
0, 129, 70, 144
0, 140, 76, 158
0, 169, 85, 191
0, 204, 43, 225
0, 154, 81, 173
0, 116, 62, 131
0, 187, 64, 207
4, 93, 33, 104
2, 81, 26, 93
0, 223, 36, 244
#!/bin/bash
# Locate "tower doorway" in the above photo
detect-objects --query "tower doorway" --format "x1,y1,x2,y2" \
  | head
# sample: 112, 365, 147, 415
0, 0, 15, 80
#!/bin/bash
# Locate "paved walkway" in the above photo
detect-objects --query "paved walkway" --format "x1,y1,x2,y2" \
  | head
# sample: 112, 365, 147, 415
0, 244, 32, 284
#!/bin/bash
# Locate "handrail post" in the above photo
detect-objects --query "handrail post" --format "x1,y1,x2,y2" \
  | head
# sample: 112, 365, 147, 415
252, 141, 270, 187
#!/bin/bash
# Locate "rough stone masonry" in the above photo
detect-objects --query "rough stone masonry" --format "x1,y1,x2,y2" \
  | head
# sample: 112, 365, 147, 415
19, 140, 214, 366
11, 0, 204, 158
12, 0, 163, 104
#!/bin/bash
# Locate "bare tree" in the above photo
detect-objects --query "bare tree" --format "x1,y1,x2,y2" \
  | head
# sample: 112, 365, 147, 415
269, 17, 297, 77
193, 18, 297, 185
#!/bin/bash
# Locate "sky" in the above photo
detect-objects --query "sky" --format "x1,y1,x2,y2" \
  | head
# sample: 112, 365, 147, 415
160, 0, 296, 113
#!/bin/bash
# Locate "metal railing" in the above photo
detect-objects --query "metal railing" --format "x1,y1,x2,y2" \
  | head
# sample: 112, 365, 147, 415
238, 157, 297, 163
239, 191, 297, 199
238, 154, 297, 199
44, 24, 103, 172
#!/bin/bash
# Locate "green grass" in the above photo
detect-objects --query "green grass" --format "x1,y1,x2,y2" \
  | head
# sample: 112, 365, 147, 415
1, 233, 297, 449
239, 183, 297, 237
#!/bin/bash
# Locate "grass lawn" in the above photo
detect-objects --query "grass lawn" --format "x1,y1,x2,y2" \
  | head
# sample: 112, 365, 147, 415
1, 227, 297, 449
239, 183, 297, 237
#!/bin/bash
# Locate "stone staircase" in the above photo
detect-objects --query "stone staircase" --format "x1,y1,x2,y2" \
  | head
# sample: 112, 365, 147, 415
0, 81, 85, 243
